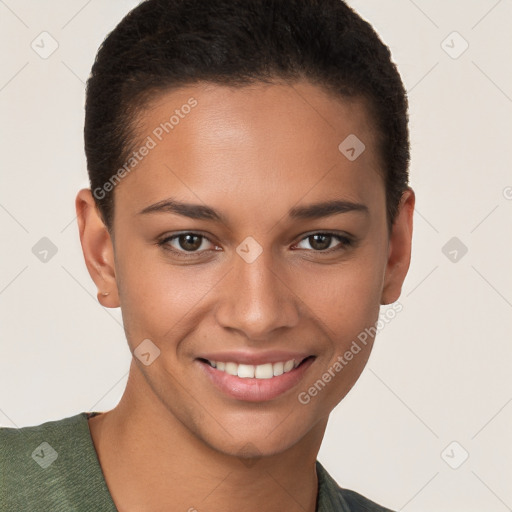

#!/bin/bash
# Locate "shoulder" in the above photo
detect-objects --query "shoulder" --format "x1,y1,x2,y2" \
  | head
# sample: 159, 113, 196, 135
0, 412, 90, 473
0, 412, 87, 468
0, 412, 114, 511
316, 461, 395, 512
0, 411, 88, 443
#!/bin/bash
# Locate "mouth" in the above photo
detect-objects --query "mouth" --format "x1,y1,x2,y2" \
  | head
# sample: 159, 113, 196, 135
196, 355, 316, 402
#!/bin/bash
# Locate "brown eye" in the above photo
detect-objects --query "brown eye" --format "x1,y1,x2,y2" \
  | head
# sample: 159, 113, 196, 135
294, 232, 353, 252
308, 234, 332, 251
158, 232, 215, 255
177, 234, 203, 251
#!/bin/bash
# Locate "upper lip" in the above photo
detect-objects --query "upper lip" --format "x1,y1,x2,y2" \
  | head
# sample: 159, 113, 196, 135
197, 350, 314, 366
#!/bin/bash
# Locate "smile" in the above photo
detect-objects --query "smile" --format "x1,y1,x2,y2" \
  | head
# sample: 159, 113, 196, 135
197, 356, 316, 402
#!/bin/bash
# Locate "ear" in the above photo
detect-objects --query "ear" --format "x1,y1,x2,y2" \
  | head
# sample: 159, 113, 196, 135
380, 187, 415, 305
75, 188, 120, 308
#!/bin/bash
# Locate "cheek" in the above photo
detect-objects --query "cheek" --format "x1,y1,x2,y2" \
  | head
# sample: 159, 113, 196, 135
114, 247, 219, 347
301, 269, 381, 378
292, 244, 385, 397
295, 272, 381, 416
294, 248, 385, 333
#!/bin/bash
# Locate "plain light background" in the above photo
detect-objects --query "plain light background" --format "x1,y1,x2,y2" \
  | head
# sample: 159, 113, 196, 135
0, 1, 511, 510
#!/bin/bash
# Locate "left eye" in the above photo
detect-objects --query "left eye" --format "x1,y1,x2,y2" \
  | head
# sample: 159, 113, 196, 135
294, 233, 352, 252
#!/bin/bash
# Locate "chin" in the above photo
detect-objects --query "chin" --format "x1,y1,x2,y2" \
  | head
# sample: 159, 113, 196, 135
195, 414, 312, 462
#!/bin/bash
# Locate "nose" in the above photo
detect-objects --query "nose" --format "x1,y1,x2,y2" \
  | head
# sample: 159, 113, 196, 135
214, 246, 300, 341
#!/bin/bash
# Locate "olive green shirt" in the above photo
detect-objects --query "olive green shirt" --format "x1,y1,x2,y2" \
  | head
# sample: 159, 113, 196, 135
0, 412, 394, 511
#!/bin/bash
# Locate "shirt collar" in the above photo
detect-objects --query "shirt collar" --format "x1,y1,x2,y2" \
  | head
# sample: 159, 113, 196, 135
316, 460, 352, 512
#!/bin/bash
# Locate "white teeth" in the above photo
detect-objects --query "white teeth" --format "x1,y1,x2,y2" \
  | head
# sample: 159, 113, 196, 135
283, 360, 295, 372
254, 363, 273, 379
237, 364, 255, 378
206, 358, 302, 379
273, 361, 284, 376
225, 362, 238, 376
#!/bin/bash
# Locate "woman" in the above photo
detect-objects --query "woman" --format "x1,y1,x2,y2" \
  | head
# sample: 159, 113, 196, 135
0, 0, 414, 510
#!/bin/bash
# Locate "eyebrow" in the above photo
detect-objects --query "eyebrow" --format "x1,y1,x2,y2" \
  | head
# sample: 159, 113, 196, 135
138, 198, 369, 222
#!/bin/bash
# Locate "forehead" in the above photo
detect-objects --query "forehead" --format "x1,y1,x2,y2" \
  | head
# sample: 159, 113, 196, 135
115, 80, 384, 224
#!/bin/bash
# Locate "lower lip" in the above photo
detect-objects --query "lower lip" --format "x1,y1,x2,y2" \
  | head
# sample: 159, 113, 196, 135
197, 357, 315, 402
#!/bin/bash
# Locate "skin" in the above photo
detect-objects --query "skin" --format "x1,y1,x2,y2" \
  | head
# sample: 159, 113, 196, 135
76, 80, 414, 512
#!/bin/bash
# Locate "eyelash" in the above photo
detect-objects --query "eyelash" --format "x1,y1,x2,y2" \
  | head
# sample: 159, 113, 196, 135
156, 231, 355, 258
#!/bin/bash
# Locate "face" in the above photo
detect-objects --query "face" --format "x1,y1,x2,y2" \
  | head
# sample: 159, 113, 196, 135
78, 80, 414, 458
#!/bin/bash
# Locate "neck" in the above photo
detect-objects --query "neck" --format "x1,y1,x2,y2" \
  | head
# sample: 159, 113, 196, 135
88, 362, 327, 512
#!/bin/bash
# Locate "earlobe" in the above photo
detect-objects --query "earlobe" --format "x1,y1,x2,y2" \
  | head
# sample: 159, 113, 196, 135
75, 188, 120, 308
380, 187, 415, 305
